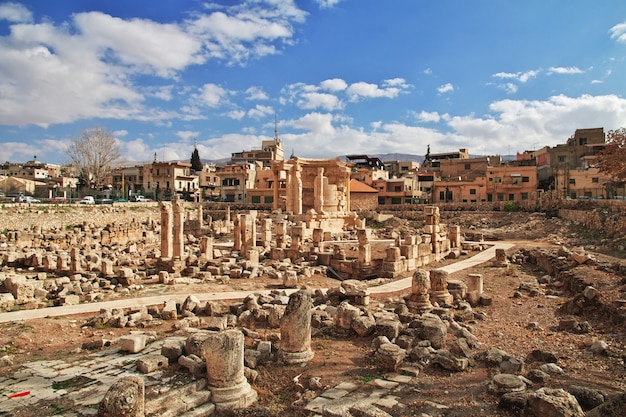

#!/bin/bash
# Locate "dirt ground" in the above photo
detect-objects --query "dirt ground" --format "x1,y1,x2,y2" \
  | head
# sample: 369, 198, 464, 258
1, 211, 626, 416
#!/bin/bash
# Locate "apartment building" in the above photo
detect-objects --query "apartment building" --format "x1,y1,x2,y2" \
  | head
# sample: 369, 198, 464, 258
197, 163, 220, 201
217, 162, 258, 203
230, 138, 284, 167
143, 161, 199, 201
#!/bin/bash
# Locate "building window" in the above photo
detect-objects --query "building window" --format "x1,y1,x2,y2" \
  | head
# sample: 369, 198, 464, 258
464, 163, 471, 170
497, 193, 504, 201
251, 196, 261, 204
579, 137, 587, 146
494, 177, 502, 183
521, 192, 529, 200
522, 176, 530, 182
569, 178, 576, 185
592, 177, 599, 183
439, 191, 445, 201
487, 193, 493, 202
391, 197, 402, 204
508, 194, 515, 201
469, 189, 476, 195
558, 155, 566, 163
264, 196, 274, 204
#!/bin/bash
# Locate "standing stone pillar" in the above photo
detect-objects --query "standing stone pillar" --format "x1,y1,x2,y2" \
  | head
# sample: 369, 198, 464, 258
69, 247, 82, 274
275, 220, 287, 249
199, 236, 214, 260
493, 248, 510, 268
357, 228, 372, 264
468, 273, 483, 294
159, 202, 173, 260
261, 218, 272, 247
430, 269, 454, 306
197, 204, 203, 226
290, 226, 303, 250
407, 269, 433, 314
279, 290, 314, 365
233, 215, 242, 251
203, 330, 257, 410
172, 197, 185, 259
314, 167, 325, 213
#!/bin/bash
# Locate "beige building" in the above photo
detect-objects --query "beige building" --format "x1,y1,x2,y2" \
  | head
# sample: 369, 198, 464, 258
349, 179, 378, 210
218, 162, 258, 203
143, 161, 199, 201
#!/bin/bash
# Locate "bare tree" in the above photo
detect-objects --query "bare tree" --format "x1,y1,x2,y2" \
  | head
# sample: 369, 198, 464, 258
66, 127, 121, 190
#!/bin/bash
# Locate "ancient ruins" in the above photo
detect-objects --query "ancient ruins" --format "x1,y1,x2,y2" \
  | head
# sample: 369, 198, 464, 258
1, 157, 626, 417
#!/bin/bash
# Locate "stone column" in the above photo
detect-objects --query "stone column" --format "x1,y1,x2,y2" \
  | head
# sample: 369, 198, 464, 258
407, 269, 433, 314
467, 273, 483, 294
430, 269, 454, 306
199, 236, 214, 260
275, 220, 287, 249
159, 202, 173, 260
314, 167, 325, 213
290, 225, 303, 250
203, 330, 257, 410
357, 228, 372, 264
172, 197, 184, 259
279, 290, 314, 365
69, 247, 82, 274
261, 218, 272, 247
233, 214, 242, 251
197, 204, 203, 225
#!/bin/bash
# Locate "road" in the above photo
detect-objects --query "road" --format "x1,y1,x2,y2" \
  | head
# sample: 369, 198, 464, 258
0, 242, 514, 323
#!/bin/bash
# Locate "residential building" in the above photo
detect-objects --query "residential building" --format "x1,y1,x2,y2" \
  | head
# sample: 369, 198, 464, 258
110, 165, 144, 199
231, 137, 284, 167
217, 162, 258, 203
197, 163, 220, 201
349, 179, 378, 210
143, 161, 199, 201
384, 160, 420, 178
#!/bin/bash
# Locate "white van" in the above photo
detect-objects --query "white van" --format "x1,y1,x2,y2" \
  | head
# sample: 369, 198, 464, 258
80, 196, 95, 204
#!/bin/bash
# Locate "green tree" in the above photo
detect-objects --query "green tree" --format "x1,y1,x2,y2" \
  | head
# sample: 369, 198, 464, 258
598, 128, 626, 181
66, 127, 121, 190
190, 147, 202, 172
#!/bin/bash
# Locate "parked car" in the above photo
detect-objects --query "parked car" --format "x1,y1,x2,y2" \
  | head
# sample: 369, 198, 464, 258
95, 197, 113, 205
132, 195, 151, 202
79, 196, 95, 204
18, 195, 40, 203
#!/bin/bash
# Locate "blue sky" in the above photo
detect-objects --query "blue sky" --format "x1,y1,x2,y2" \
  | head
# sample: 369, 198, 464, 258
1, 0, 626, 165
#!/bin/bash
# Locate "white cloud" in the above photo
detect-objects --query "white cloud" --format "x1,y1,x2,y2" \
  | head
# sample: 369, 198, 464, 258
416, 111, 441, 123
346, 81, 406, 101
320, 78, 347, 91
548, 66, 584, 75
225, 110, 246, 120
609, 21, 626, 43
0, 2, 32, 22
314, 0, 343, 9
423, 68, 432, 75
176, 130, 199, 142
493, 70, 539, 83
437, 83, 454, 94
74, 12, 203, 77
245, 86, 269, 101
501, 83, 518, 94
113, 130, 128, 137
196, 83, 229, 108
297, 92, 343, 111
247, 104, 274, 118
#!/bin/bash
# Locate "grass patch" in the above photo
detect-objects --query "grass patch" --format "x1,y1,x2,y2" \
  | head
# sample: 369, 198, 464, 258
52, 375, 95, 392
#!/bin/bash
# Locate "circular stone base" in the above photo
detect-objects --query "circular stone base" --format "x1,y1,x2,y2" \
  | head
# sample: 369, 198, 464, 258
279, 349, 314, 365
210, 380, 258, 409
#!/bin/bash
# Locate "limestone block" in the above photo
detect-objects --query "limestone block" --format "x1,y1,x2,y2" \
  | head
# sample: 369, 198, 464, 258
526, 388, 584, 417
0, 293, 16, 311
119, 334, 148, 353
407, 314, 447, 350
335, 301, 362, 330
283, 270, 299, 288
136, 354, 169, 374
178, 354, 206, 377
205, 316, 228, 331
375, 342, 406, 372
60, 294, 81, 306
161, 300, 178, 320
375, 318, 401, 341
161, 339, 184, 362
433, 350, 469, 372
